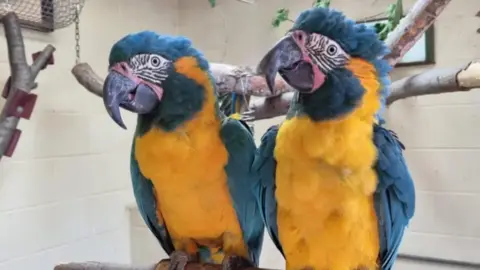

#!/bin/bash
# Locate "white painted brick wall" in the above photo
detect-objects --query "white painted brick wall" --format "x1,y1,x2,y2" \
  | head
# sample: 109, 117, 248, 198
0, 0, 179, 269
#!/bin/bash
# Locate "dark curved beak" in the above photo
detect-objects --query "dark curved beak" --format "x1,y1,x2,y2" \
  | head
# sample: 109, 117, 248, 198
103, 62, 162, 129
257, 31, 325, 93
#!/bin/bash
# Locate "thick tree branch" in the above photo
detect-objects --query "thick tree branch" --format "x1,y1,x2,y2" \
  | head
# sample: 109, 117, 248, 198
242, 93, 293, 121
383, 0, 451, 66
387, 60, 480, 104
72, 63, 291, 98
0, 12, 55, 160
246, 60, 480, 121
54, 261, 272, 270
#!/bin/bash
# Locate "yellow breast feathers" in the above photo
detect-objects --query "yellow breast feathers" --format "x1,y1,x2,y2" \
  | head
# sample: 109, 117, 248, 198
275, 58, 383, 270
134, 57, 247, 262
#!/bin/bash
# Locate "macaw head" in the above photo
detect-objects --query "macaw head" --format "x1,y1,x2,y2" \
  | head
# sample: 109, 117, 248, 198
257, 7, 391, 121
103, 31, 210, 131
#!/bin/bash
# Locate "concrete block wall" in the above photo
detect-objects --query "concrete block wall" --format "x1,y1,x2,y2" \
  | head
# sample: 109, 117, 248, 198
0, 0, 178, 269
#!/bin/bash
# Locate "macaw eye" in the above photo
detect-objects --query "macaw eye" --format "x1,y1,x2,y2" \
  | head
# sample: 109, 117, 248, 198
326, 45, 337, 56
150, 56, 162, 67
305, 33, 350, 72
130, 54, 171, 84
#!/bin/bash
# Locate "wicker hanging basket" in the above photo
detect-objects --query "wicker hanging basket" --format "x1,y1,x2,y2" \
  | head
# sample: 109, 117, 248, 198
0, 0, 85, 32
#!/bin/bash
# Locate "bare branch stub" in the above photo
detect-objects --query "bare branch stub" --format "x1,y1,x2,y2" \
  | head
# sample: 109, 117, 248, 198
0, 12, 55, 160
387, 60, 480, 105
71, 63, 103, 98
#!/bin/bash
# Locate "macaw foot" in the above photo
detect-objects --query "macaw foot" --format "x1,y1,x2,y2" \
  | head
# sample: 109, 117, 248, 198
221, 255, 254, 270
164, 251, 196, 270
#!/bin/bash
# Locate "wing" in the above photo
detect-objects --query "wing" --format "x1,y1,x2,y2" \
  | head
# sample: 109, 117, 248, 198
130, 139, 175, 255
252, 125, 284, 257
220, 117, 265, 266
373, 124, 416, 270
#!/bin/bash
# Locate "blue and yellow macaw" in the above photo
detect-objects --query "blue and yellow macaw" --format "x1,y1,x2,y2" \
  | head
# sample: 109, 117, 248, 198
254, 7, 415, 270
101, 31, 264, 270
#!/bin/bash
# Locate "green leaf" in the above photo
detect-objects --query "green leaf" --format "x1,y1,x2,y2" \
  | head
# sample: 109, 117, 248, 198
208, 0, 216, 7
272, 8, 290, 28
387, 0, 403, 29
312, 0, 331, 8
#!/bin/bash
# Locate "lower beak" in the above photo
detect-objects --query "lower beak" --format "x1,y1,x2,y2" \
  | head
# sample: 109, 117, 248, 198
103, 71, 160, 129
257, 34, 323, 93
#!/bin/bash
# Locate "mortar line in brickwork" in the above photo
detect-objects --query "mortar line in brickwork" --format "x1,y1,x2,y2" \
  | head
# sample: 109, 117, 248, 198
0, 188, 128, 215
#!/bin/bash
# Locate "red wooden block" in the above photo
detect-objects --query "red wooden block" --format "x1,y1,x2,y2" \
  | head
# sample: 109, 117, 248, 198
5, 90, 38, 120
4, 129, 21, 157
2, 76, 11, 98
31, 51, 55, 70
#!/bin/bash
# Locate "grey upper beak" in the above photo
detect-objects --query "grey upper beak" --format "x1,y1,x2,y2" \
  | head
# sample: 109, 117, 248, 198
102, 70, 159, 129
256, 35, 303, 93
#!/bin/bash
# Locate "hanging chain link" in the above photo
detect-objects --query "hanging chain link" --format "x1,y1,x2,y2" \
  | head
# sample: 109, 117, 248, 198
74, 4, 81, 65
239, 76, 255, 135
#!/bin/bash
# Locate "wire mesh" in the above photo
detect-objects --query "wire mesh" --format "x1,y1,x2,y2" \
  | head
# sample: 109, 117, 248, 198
0, 0, 85, 32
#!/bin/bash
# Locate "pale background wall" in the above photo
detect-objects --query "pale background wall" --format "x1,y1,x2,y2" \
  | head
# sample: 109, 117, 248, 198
0, 0, 479, 269
0, 0, 178, 269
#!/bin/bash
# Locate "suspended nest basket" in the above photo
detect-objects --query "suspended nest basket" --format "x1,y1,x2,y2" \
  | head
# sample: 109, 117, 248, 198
0, 0, 85, 32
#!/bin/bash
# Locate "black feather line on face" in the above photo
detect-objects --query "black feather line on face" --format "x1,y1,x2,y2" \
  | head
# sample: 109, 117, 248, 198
130, 53, 172, 85
304, 32, 350, 73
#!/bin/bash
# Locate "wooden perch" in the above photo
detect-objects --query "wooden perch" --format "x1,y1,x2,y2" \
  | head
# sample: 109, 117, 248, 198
71, 0, 454, 106
387, 60, 480, 104
54, 260, 273, 270
244, 59, 480, 120
54, 261, 157, 270
0, 12, 55, 160
72, 62, 292, 98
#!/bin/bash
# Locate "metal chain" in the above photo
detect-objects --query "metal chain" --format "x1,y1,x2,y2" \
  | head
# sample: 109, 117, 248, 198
74, 4, 81, 65
239, 76, 255, 135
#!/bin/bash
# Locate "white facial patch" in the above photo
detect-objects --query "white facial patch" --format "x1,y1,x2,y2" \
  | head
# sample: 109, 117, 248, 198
129, 54, 171, 85
304, 33, 350, 73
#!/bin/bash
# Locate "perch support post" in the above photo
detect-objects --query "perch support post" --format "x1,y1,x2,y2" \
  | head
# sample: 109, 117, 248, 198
0, 12, 55, 159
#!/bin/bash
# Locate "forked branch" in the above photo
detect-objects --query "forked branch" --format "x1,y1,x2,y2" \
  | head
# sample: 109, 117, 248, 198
0, 12, 55, 160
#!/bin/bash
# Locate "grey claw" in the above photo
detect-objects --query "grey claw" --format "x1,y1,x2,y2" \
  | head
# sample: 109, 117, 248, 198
167, 251, 194, 270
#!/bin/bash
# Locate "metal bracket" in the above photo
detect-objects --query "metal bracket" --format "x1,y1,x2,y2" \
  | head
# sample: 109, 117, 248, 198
5, 89, 38, 120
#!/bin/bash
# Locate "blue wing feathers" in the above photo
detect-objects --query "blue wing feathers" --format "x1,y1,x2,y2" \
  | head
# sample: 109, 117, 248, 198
130, 141, 175, 255
373, 124, 416, 270
220, 117, 265, 266
252, 125, 284, 257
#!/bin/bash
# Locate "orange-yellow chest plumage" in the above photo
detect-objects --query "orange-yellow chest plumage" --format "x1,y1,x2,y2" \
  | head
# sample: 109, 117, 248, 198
134, 57, 247, 262
275, 59, 382, 270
